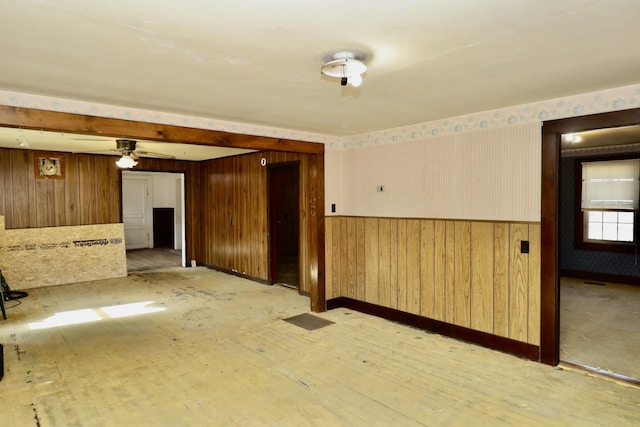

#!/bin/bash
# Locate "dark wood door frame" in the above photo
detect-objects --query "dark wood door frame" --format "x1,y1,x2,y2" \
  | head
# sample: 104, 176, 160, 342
541, 107, 640, 365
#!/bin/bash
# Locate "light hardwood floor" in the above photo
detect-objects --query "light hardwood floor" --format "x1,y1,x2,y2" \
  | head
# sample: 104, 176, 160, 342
560, 277, 640, 380
126, 248, 182, 272
1, 268, 639, 426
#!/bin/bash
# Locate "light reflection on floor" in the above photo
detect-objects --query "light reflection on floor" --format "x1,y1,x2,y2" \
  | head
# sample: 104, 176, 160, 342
28, 301, 166, 330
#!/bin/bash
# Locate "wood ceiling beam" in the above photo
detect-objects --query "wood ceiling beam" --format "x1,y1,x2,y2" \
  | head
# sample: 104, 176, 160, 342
0, 105, 324, 154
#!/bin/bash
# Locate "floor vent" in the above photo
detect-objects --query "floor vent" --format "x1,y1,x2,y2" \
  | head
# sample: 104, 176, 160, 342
283, 313, 335, 331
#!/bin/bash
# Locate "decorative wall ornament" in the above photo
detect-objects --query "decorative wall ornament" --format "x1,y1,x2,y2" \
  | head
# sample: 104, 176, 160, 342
35, 153, 64, 179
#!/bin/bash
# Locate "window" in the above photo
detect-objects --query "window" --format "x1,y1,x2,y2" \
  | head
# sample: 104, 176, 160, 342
576, 157, 639, 252
584, 210, 634, 242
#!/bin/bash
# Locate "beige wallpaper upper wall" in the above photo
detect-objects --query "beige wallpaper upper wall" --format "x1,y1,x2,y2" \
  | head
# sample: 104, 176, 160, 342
324, 149, 342, 214
333, 123, 541, 222
324, 83, 640, 220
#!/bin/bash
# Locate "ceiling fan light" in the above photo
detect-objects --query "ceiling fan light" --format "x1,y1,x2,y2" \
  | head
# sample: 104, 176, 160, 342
321, 51, 367, 87
116, 154, 138, 169
348, 74, 363, 87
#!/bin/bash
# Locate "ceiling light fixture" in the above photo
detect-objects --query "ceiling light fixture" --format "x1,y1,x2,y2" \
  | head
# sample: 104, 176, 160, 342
321, 51, 367, 88
16, 128, 29, 148
565, 133, 583, 144
115, 139, 139, 168
115, 154, 138, 169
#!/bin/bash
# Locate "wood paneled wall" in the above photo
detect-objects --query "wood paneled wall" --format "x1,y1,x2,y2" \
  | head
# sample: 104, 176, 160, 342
325, 216, 541, 345
0, 148, 121, 228
0, 107, 326, 309
0, 147, 199, 259
0, 146, 325, 306
200, 151, 323, 296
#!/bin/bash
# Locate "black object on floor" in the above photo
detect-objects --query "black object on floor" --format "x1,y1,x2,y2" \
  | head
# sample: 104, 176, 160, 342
0, 343, 4, 380
0, 271, 7, 319
283, 313, 335, 331
1, 270, 28, 309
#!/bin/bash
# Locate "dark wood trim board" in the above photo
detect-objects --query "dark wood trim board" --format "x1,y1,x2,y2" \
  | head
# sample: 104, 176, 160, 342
327, 297, 540, 361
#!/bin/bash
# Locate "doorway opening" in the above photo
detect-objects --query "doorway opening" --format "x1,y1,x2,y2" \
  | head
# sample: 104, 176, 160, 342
122, 171, 186, 272
268, 162, 301, 290
557, 126, 640, 381
541, 109, 640, 380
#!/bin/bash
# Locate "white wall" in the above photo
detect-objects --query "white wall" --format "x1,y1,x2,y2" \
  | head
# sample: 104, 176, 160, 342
151, 172, 183, 250
152, 173, 177, 208
122, 171, 184, 251
324, 148, 342, 215
175, 175, 184, 252
330, 123, 541, 222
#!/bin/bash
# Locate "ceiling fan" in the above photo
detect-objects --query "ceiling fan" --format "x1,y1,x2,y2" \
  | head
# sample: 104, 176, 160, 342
82, 139, 176, 168
113, 139, 176, 168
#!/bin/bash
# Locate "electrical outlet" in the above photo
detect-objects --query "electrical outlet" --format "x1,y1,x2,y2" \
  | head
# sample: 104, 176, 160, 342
520, 240, 529, 254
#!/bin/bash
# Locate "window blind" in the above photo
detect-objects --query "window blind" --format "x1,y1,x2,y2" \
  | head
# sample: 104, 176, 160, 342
581, 159, 640, 210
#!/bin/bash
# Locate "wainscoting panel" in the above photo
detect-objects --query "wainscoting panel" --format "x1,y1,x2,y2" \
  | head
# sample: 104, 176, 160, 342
494, 223, 510, 337
407, 219, 422, 314
364, 217, 379, 304
471, 221, 494, 334
325, 216, 541, 346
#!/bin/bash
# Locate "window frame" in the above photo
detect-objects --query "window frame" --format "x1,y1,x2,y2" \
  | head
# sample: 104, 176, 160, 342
574, 154, 638, 253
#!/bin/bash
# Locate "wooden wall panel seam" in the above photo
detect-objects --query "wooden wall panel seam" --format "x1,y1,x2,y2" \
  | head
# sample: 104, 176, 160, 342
468, 223, 473, 329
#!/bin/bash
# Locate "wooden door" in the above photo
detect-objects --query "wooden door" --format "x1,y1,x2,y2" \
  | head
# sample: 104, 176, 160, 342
122, 173, 153, 250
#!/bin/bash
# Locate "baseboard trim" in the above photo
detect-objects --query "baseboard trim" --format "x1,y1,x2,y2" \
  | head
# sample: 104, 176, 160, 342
327, 297, 540, 362
198, 263, 310, 295
199, 264, 270, 285
561, 269, 640, 286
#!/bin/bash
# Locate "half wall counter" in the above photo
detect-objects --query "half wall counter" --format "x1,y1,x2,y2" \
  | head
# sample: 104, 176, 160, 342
0, 216, 127, 290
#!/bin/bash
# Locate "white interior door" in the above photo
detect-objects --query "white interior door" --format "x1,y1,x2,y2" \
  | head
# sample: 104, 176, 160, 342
122, 173, 153, 250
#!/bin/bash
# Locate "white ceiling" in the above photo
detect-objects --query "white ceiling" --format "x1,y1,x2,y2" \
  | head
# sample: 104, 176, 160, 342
1, 0, 640, 155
